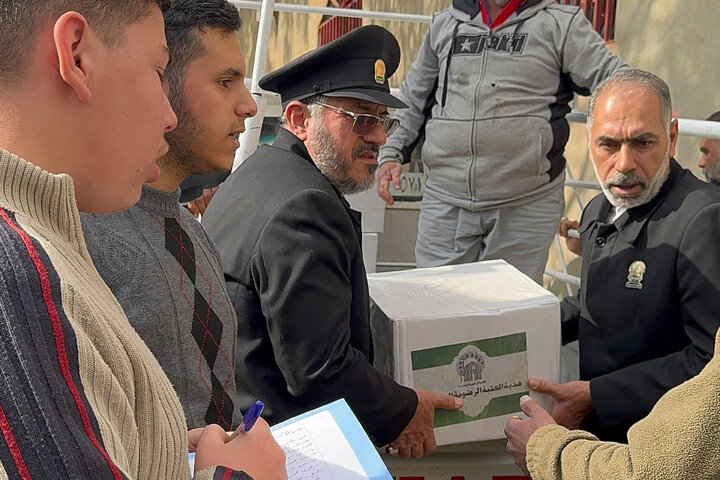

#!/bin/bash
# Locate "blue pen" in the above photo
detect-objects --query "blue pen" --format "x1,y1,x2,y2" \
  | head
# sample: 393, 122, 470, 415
228, 400, 264, 440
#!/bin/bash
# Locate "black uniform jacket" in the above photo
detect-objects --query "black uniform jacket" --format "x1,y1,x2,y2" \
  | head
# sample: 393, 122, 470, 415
202, 129, 418, 445
562, 159, 720, 441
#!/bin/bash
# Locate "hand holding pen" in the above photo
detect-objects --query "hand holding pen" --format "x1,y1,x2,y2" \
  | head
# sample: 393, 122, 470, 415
228, 400, 265, 441
193, 400, 286, 479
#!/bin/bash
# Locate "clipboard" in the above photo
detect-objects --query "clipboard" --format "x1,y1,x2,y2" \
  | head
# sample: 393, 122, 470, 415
271, 398, 392, 480
189, 399, 391, 479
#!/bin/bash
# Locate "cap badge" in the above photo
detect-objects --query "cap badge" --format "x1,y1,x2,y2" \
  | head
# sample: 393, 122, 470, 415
374, 59, 386, 84
625, 260, 646, 290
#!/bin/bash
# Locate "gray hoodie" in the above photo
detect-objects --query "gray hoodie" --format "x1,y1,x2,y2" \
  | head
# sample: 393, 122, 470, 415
379, 0, 626, 211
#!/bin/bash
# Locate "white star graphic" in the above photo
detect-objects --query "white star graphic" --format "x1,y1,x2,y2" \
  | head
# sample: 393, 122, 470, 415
460, 38, 475, 52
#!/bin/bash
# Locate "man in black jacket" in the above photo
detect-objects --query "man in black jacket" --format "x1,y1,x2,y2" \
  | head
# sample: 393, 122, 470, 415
527, 69, 720, 443
202, 26, 461, 459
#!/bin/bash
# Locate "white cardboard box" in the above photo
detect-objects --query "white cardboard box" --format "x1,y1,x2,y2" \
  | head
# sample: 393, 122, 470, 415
368, 260, 560, 445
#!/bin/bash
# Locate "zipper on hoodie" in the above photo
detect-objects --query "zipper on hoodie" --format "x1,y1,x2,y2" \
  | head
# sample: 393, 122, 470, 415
441, 21, 462, 109
467, 29, 490, 203
461, 3, 532, 203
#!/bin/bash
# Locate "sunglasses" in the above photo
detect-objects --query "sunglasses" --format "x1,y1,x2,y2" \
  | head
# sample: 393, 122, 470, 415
311, 102, 400, 137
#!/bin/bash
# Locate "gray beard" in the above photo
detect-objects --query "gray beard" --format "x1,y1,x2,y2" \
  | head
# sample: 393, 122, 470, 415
592, 147, 671, 210
308, 121, 378, 195
703, 159, 720, 184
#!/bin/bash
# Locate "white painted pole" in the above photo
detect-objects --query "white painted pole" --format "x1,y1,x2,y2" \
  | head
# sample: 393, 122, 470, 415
230, 0, 431, 23
677, 118, 720, 140
543, 270, 581, 287
233, 0, 275, 171
570, 110, 720, 140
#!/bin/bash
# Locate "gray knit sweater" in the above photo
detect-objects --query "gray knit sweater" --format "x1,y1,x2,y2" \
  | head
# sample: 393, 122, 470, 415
82, 185, 240, 430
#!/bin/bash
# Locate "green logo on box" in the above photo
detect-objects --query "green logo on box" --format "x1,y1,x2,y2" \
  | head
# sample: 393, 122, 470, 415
411, 332, 528, 427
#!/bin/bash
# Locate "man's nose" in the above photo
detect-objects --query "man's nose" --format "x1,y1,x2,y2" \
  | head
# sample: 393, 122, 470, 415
164, 94, 178, 133
237, 86, 258, 119
699, 154, 707, 169
614, 143, 637, 173
361, 121, 387, 146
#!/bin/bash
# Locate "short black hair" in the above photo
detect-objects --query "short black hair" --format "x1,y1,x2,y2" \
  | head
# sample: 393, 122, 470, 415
163, 0, 242, 104
706, 111, 720, 123
0, 0, 172, 86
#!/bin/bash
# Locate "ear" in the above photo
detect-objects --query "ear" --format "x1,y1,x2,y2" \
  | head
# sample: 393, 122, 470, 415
53, 11, 93, 103
284, 101, 311, 141
668, 118, 679, 159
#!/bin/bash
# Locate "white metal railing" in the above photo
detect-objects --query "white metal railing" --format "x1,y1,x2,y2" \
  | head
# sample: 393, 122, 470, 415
677, 118, 720, 139
564, 110, 720, 140
565, 109, 720, 140
230, 1, 432, 23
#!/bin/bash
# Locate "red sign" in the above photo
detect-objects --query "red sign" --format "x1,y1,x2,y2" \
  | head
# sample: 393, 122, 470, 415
391, 476, 528, 480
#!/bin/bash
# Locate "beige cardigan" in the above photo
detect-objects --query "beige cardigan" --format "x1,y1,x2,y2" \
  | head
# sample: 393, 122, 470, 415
0, 150, 246, 479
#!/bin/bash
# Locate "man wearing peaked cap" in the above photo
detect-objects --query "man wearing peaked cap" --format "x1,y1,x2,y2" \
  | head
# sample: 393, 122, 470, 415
259, 24, 407, 108
203, 25, 462, 459
178, 24, 406, 212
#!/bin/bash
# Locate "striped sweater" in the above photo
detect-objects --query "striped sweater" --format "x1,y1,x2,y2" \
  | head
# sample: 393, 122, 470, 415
0, 150, 250, 479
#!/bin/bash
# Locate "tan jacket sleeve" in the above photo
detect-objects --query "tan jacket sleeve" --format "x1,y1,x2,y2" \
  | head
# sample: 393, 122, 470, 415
526, 331, 720, 480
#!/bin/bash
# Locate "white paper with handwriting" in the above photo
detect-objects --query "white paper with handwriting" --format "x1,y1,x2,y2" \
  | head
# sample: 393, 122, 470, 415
273, 409, 366, 479
189, 399, 391, 479
271, 399, 391, 480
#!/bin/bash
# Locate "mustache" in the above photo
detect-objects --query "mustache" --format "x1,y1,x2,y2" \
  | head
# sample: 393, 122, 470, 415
604, 171, 647, 189
353, 142, 380, 157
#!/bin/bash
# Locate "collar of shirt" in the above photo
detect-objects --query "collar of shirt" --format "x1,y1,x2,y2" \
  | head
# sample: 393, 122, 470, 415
607, 206, 627, 223
479, 0, 527, 29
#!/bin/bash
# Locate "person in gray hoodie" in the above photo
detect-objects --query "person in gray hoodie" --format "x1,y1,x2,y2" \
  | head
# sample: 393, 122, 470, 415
377, 0, 626, 283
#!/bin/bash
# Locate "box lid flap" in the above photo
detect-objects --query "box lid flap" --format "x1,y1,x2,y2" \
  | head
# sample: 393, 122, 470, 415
367, 260, 557, 320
